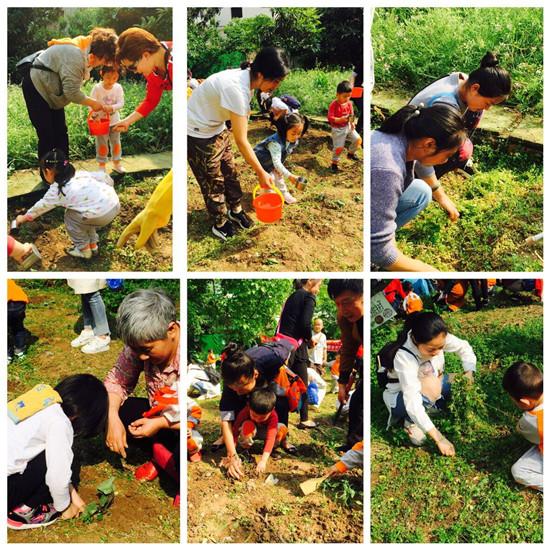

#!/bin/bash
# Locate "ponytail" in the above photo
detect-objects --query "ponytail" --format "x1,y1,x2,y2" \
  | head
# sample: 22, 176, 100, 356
467, 51, 511, 98
379, 103, 466, 152
39, 149, 75, 195
247, 47, 290, 81
274, 112, 309, 142
220, 343, 255, 385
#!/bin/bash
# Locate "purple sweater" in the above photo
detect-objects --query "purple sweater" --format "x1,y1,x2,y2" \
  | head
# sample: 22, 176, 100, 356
370, 131, 415, 268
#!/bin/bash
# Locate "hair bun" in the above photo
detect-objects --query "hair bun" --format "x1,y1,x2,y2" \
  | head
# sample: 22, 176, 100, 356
240, 61, 252, 70
222, 342, 240, 360
480, 51, 499, 69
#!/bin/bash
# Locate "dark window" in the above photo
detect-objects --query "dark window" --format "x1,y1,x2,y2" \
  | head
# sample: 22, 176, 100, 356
231, 8, 243, 18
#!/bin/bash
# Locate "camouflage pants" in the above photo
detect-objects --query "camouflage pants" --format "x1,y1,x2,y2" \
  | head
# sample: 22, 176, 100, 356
188, 130, 243, 225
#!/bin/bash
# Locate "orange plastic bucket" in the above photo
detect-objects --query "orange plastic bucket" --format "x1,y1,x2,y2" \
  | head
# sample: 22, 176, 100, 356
87, 113, 110, 136
252, 185, 284, 223
351, 86, 363, 99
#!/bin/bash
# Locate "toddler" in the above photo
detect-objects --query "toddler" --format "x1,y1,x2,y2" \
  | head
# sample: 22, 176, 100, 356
253, 112, 309, 204
232, 389, 288, 474
309, 318, 327, 375
327, 80, 361, 172
502, 362, 543, 492
16, 149, 120, 259
90, 66, 125, 173
187, 398, 203, 462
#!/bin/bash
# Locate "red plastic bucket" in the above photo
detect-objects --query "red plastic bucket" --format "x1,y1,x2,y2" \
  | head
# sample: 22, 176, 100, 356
252, 185, 283, 223
87, 113, 110, 136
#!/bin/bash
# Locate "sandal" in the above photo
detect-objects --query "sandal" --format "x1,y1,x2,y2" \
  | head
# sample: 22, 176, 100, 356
298, 420, 317, 429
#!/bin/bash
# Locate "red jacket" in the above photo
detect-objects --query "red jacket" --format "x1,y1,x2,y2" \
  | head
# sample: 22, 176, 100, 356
328, 99, 353, 128
136, 41, 173, 118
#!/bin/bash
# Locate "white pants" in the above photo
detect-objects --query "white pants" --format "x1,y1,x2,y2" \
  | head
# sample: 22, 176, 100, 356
511, 445, 543, 492
331, 126, 361, 162
272, 170, 289, 194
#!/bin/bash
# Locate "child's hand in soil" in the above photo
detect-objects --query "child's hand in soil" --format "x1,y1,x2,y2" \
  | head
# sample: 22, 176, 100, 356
128, 416, 167, 439
325, 464, 343, 478
256, 458, 269, 474
436, 437, 456, 457
220, 454, 244, 480
61, 499, 85, 520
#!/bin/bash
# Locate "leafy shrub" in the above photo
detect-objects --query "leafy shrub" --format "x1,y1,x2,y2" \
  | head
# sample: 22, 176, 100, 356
372, 8, 543, 115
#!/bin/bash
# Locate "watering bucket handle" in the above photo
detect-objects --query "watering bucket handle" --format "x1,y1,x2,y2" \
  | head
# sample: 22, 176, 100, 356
253, 184, 284, 202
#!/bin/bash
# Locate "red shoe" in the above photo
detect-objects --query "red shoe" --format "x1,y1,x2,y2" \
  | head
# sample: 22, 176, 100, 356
173, 494, 180, 507
135, 461, 159, 481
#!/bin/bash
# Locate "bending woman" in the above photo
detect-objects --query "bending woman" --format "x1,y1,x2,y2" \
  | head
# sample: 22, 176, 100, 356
217, 340, 296, 479
370, 103, 467, 271
22, 28, 117, 161
187, 47, 290, 241
382, 312, 476, 456
410, 52, 511, 221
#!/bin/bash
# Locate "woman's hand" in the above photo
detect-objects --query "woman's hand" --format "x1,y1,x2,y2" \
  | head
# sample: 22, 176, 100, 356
15, 214, 27, 226
258, 170, 274, 190
89, 99, 104, 112
102, 104, 114, 114
337, 383, 349, 405
113, 120, 130, 133
128, 416, 166, 439
256, 458, 268, 474
436, 437, 456, 457
106, 414, 128, 458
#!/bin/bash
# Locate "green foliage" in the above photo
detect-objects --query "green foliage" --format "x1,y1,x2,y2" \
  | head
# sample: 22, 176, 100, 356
371, 289, 543, 543
321, 477, 361, 507
274, 69, 349, 116
8, 8, 172, 83
223, 15, 275, 59
318, 8, 363, 69
8, 81, 172, 170
397, 157, 542, 271
372, 8, 543, 115
82, 477, 115, 524
187, 279, 338, 358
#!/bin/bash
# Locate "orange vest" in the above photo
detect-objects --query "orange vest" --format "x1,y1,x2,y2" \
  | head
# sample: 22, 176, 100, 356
528, 407, 543, 454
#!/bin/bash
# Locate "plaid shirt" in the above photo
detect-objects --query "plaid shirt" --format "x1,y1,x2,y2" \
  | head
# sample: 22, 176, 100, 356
104, 344, 180, 406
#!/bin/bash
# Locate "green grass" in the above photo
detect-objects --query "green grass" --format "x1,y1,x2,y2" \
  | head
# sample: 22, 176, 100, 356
272, 69, 350, 117
372, 8, 543, 115
371, 288, 543, 543
8, 284, 179, 543
8, 79, 172, 171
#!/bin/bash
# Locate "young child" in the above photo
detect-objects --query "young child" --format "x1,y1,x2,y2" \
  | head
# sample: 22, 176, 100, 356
502, 362, 543, 492
327, 80, 361, 172
253, 112, 309, 204
326, 440, 364, 476
8, 280, 29, 362
90, 66, 125, 173
15, 149, 120, 259
307, 366, 328, 409
187, 398, 203, 462
8, 374, 108, 529
329, 354, 341, 393
402, 281, 424, 315
232, 388, 288, 474
309, 318, 328, 375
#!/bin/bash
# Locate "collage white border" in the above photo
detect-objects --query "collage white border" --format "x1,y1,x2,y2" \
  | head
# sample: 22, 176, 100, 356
0, 0, 546, 546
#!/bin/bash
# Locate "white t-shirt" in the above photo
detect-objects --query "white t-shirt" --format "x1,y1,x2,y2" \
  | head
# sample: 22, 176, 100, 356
309, 331, 327, 364
90, 82, 124, 126
187, 68, 252, 138
8, 404, 74, 511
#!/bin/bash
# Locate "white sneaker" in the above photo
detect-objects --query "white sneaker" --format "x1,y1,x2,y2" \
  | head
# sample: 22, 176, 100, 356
67, 247, 92, 259
81, 336, 110, 354
71, 329, 95, 348
404, 420, 427, 446
283, 191, 297, 204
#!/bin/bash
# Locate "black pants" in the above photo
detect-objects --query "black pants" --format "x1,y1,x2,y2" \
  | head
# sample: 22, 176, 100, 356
289, 342, 309, 422
351, 95, 363, 136
8, 301, 27, 352
118, 397, 179, 469
8, 451, 80, 511
470, 280, 489, 310
22, 74, 69, 161
347, 378, 363, 448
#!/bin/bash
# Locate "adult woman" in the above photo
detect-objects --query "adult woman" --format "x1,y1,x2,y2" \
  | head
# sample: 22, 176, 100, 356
187, 47, 290, 241
278, 279, 323, 428
22, 28, 117, 161
410, 52, 511, 221
217, 340, 296, 479
370, 103, 467, 271
104, 289, 179, 491
382, 312, 476, 456
112, 27, 172, 133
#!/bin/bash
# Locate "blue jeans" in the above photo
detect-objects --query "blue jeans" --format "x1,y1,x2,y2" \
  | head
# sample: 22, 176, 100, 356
81, 291, 110, 336
395, 178, 432, 230
390, 374, 451, 426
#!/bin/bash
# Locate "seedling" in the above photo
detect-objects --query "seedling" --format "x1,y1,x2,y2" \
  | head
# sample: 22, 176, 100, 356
81, 477, 115, 524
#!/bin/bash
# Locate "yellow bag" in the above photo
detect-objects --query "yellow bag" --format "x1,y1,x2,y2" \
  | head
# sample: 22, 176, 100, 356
8, 384, 62, 424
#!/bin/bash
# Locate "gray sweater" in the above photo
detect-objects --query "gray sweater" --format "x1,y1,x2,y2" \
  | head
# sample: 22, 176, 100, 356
30, 45, 89, 110
370, 130, 414, 268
